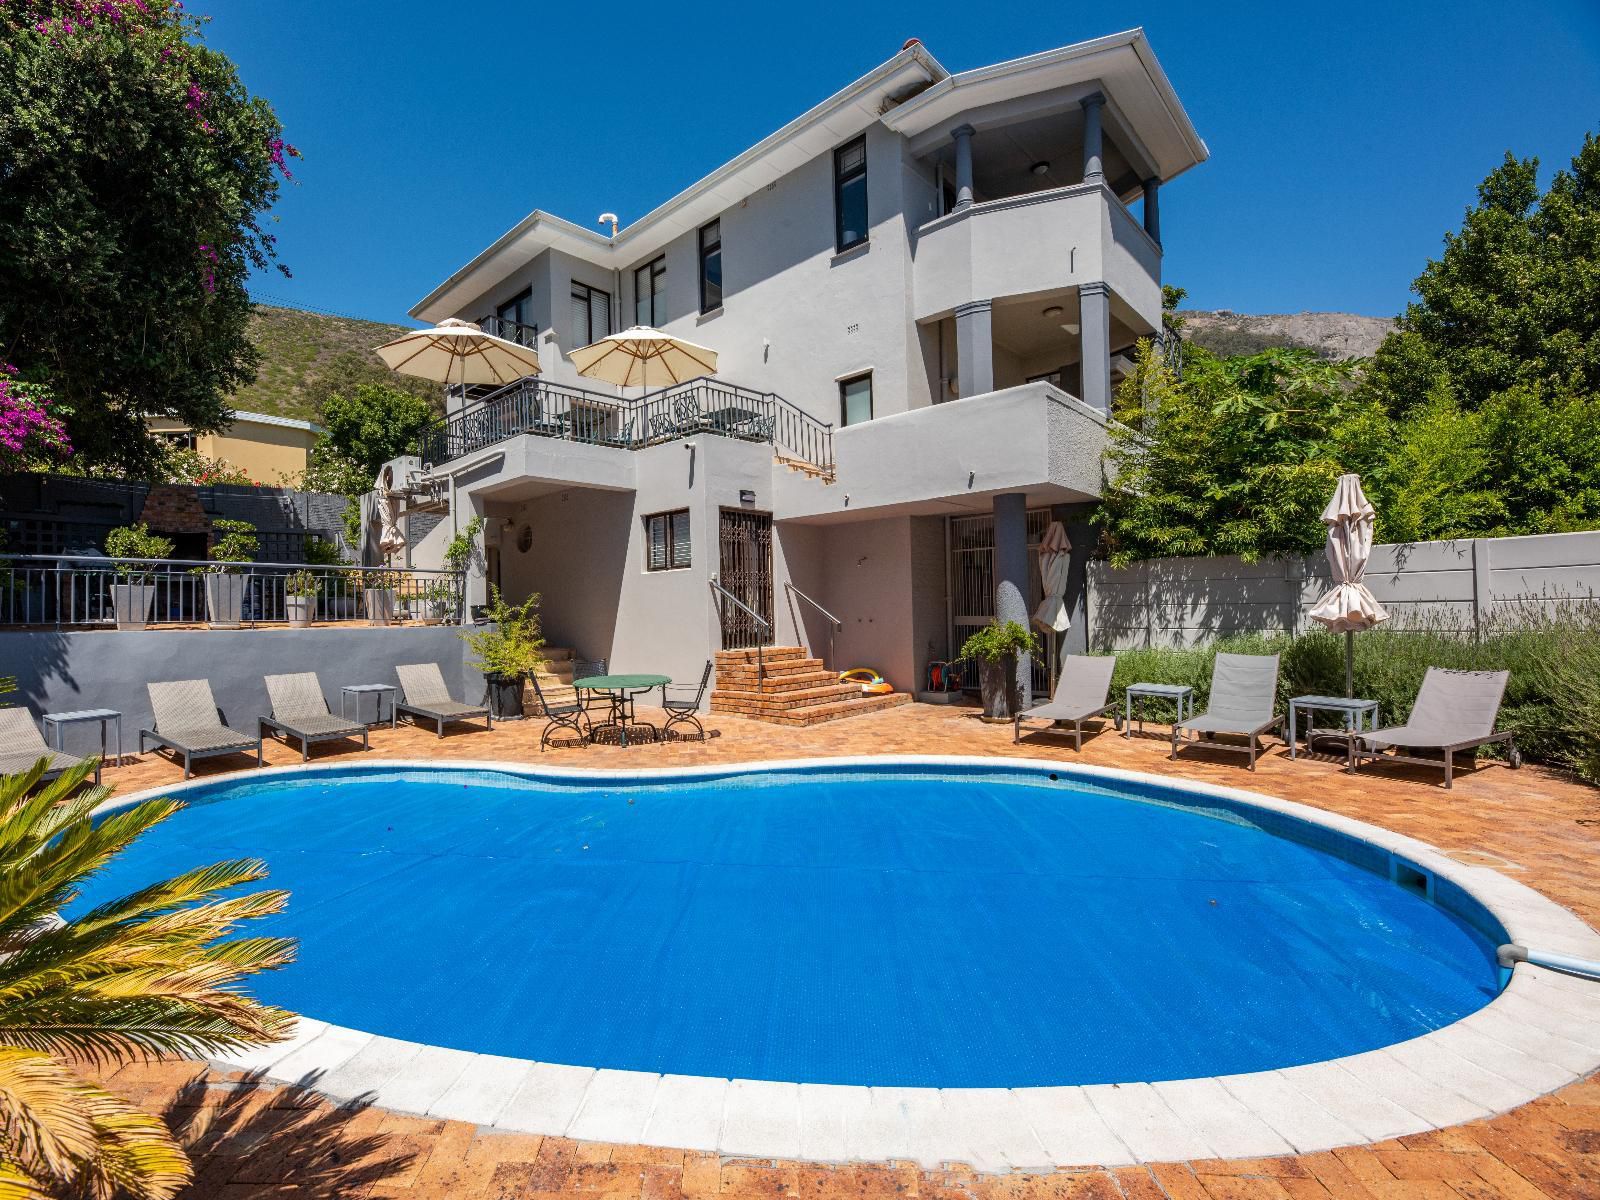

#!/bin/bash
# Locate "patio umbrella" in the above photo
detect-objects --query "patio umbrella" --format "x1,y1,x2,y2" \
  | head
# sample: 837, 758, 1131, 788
376, 466, 405, 557
569, 326, 718, 390
376, 318, 541, 398
1308, 473, 1389, 696
1032, 521, 1073, 684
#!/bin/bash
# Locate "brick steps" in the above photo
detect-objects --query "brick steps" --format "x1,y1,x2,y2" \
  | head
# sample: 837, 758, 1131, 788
710, 647, 911, 726
525, 647, 577, 712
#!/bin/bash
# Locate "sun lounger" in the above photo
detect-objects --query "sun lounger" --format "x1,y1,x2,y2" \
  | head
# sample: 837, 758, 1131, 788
0, 708, 96, 784
140, 680, 263, 780
260, 672, 370, 762
395, 663, 492, 739
1171, 652, 1283, 771
1357, 667, 1519, 789
1013, 655, 1119, 750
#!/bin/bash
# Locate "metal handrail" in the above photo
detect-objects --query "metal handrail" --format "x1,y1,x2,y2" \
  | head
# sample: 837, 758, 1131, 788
709, 576, 771, 684
783, 581, 840, 674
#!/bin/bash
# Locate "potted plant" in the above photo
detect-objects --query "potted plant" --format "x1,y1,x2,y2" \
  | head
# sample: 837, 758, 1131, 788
363, 570, 400, 626
441, 515, 482, 624
459, 586, 544, 719
104, 523, 174, 630
200, 519, 258, 629
960, 619, 1041, 721
421, 579, 456, 625
284, 570, 318, 627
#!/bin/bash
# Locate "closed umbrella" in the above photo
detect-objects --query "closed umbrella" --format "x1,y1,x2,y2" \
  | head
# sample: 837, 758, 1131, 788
376, 465, 405, 557
569, 326, 718, 390
1308, 473, 1389, 696
376, 317, 541, 400
1032, 521, 1073, 682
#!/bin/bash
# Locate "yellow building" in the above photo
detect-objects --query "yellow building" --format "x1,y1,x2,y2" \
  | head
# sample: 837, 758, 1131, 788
146, 410, 321, 483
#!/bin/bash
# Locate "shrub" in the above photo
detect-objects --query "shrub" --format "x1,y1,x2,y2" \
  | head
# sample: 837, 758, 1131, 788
959, 620, 1040, 663
460, 587, 545, 679
104, 523, 174, 581
207, 518, 258, 572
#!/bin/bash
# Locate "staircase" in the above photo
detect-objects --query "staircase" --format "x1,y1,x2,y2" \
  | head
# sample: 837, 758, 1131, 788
709, 647, 910, 727
523, 647, 578, 713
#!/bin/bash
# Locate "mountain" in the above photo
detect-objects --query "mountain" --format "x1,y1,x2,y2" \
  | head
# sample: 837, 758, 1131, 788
231, 304, 430, 422
1178, 310, 1395, 360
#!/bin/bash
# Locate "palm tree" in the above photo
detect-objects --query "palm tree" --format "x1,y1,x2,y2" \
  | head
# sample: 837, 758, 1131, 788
0, 757, 296, 1198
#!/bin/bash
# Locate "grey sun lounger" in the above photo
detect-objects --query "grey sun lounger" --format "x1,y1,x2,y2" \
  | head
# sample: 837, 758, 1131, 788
1356, 667, 1520, 789
1170, 652, 1284, 771
1013, 654, 1119, 750
0, 708, 97, 785
395, 663, 492, 739
260, 672, 370, 762
140, 679, 263, 780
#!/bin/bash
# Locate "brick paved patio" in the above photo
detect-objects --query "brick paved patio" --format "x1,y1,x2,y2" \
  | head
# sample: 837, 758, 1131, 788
83, 702, 1600, 1198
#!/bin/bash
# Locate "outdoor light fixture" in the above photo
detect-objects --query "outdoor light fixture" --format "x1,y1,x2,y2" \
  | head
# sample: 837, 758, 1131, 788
1042, 305, 1064, 319
1030, 161, 1051, 176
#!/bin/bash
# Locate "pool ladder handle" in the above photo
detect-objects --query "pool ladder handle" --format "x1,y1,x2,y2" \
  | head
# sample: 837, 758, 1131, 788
1498, 943, 1600, 982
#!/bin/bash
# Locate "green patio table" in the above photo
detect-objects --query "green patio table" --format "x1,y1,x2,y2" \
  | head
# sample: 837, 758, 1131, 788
574, 673, 670, 747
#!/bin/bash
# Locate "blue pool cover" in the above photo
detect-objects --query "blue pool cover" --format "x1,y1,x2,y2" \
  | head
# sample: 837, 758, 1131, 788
76, 764, 1503, 1087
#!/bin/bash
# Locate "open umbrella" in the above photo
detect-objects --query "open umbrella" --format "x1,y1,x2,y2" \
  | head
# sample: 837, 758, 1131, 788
569, 326, 718, 390
376, 317, 541, 400
1308, 473, 1389, 696
1032, 521, 1073, 684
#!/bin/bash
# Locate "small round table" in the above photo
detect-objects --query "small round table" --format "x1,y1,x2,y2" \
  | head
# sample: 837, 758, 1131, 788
573, 673, 671, 747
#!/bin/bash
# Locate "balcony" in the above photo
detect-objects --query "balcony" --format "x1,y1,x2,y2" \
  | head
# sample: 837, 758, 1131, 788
418, 376, 834, 476
473, 315, 539, 349
911, 182, 1162, 327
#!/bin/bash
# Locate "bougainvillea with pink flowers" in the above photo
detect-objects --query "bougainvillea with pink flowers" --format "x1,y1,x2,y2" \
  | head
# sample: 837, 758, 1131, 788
0, 366, 72, 469
0, 0, 299, 474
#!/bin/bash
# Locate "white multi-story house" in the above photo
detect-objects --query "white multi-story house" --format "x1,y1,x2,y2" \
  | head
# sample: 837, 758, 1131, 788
392, 29, 1205, 718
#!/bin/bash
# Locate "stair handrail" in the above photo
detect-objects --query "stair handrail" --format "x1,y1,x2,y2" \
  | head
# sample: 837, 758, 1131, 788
709, 575, 771, 684
782, 581, 840, 674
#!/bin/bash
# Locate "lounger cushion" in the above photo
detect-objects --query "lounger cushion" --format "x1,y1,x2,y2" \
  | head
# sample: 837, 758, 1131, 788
271, 713, 367, 740
153, 725, 258, 753
402, 700, 487, 721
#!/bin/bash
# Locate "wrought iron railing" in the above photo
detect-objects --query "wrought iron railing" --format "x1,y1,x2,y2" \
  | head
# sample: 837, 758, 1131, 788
474, 316, 540, 348
0, 555, 466, 630
418, 375, 834, 476
783, 581, 840, 674
709, 576, 771, 683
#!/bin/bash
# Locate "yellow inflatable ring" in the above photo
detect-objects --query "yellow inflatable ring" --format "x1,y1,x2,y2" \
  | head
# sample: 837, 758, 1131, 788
839, 668, 894, 695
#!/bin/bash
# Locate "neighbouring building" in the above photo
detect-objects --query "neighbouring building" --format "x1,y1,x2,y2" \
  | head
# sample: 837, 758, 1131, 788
388, 29, 1206, 715
147, 410, 322, 483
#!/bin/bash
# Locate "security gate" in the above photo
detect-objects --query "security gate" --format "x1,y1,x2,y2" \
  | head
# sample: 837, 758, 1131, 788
717, 508, 774, 648
949, 509, 1053, 693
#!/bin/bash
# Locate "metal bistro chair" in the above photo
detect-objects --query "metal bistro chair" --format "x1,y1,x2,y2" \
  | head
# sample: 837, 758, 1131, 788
573, 658, 615, 725
528, 673, 589, 752
661, 660, 714, 741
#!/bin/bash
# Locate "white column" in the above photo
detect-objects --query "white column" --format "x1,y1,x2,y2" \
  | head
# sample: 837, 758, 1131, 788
1080, 92, 1106, 186
1079, 281, 1111, 416
951, 124, 976, 213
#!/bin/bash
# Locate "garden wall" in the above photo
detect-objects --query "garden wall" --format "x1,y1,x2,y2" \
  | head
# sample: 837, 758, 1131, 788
0, 624, 484, 760
1087, 529, 1600, 650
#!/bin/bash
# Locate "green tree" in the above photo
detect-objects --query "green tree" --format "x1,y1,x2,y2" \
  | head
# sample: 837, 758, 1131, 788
301, 382, 438, 495
1097, 342, 1388, 565
0, 757, 293, 1197
0, 0, 296, 475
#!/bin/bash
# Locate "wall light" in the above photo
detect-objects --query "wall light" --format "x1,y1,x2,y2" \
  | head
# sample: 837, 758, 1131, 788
1042, 305, 1064, 319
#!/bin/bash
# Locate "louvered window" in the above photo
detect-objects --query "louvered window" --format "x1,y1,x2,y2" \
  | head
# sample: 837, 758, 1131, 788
645, 509, 691, 571
570, 283, 611, 347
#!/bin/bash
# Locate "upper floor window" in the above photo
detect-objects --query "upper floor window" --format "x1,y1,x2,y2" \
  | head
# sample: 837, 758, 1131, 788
839, 372, 873, 426
834, 136, 868, 252
634, 256, 666, 327
493, 289, 535, 347
570, 282, 611, 347
698, 220, 722, 313
645, 509, 691, 571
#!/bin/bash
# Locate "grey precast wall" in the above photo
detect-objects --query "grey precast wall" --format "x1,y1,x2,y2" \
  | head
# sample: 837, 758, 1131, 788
1087, 530, 1600, 650
0, 626, 486, 760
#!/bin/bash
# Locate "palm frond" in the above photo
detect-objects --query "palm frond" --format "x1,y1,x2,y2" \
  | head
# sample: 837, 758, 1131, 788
0, 1047, 99, 1185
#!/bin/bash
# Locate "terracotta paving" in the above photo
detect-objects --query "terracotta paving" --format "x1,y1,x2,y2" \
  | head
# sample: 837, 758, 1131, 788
82, 702, 1600, 1198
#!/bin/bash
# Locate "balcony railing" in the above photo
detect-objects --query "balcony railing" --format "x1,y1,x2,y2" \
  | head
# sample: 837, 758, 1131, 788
474, 315, 539, 349
0, 555, 466, 630
418, 375, 834, 475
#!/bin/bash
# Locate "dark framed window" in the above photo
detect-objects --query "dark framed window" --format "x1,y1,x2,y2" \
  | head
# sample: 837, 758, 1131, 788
698, 219, 722, 313
492, 289, 536, 347
833, 136, 868, 252
570, 282, 611, 347
839, 372, 873, 426
634, 255, 666, 327
645, 509, 691, 571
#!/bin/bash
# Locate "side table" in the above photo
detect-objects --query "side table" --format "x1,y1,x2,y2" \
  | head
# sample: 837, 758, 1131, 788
1123, 683, 1195, 738
43, 708, 121, 780
1288, 695, 1380, 771
341, 684, 398, 730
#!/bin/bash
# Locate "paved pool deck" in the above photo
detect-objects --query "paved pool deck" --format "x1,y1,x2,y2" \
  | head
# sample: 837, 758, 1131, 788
81, 702, 1600, 1199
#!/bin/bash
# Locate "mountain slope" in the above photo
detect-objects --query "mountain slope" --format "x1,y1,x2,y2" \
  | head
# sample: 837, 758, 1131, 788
231, 305, 429, 422
1178, 310, 1394, 360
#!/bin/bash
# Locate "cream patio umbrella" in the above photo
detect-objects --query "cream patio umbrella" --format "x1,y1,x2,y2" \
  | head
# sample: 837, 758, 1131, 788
569, 326, 718, 390
1032, 521, 1073, 684
376, 317, 542, 398
1308, 473, 1390, 696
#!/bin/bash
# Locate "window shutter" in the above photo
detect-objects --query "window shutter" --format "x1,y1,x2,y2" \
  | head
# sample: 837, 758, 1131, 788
590, 289, 611, 340
671, 510, 692, 569
648, 515, 667, 571
571, 289, 590, 345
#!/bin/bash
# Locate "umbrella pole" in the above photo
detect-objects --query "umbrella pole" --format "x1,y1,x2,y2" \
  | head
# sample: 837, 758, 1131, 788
1345, 629, 1355, 699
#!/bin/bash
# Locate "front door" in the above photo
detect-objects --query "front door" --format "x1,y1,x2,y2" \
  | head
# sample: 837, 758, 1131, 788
717, 508, 773, 648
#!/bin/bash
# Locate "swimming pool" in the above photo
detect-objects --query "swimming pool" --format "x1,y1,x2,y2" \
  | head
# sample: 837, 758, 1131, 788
83, 759, 1509, 1090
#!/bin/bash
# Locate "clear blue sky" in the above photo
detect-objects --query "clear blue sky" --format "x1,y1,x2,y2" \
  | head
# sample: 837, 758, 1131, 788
209, 0, 1600, 327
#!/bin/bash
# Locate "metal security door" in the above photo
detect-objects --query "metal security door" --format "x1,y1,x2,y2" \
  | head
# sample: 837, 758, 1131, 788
717, 509, 773, 648
948, 509, 1053, 693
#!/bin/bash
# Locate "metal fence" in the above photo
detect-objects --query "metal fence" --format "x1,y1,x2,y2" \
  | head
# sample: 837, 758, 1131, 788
0, 555, 466, 629
419, 375, 834, 476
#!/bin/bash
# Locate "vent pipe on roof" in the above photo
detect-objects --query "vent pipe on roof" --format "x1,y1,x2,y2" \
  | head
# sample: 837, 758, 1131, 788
598, 212, 619, 238
901, 37, 921, 49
